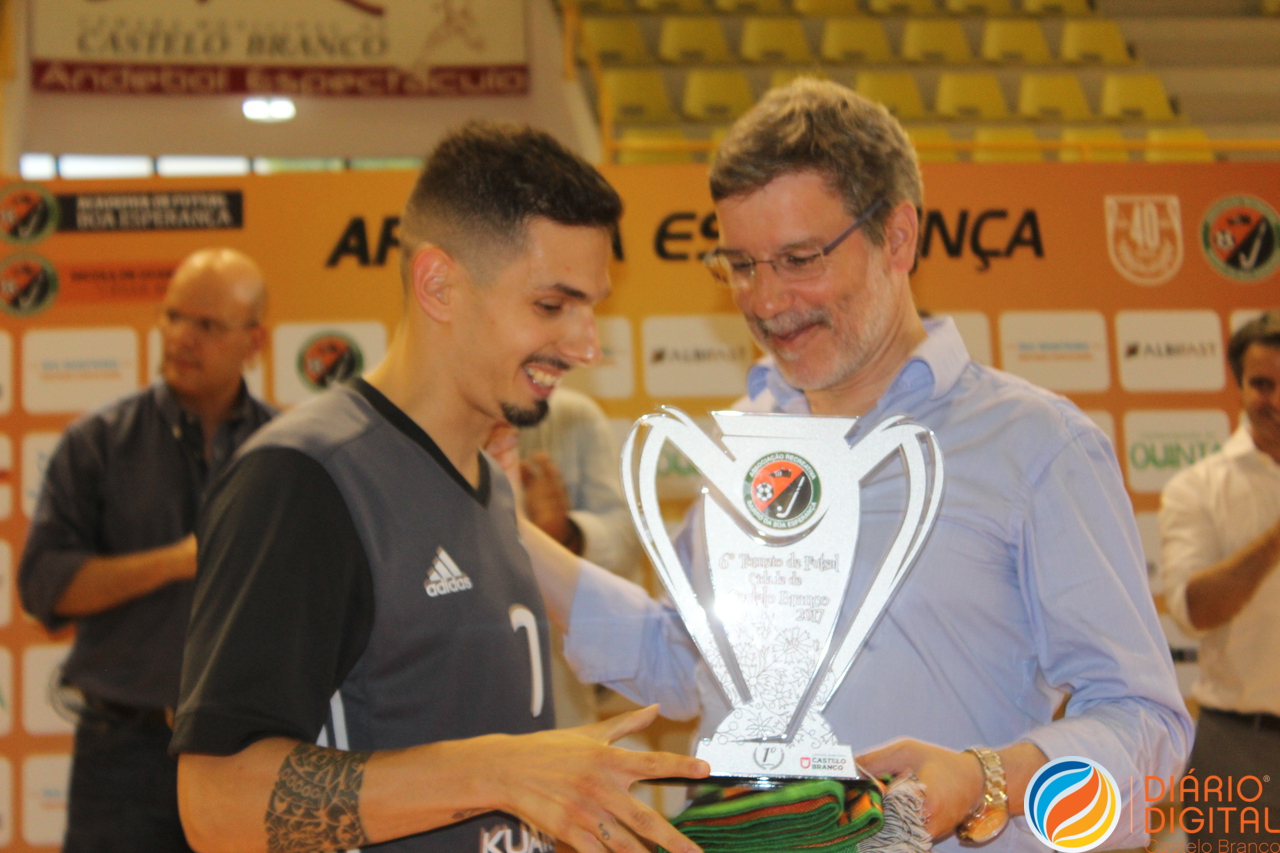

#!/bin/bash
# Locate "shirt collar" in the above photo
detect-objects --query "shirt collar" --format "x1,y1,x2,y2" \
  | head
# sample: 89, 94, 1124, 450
1225, 421, 1280, 470
154, 378, 253, 429
746, 315, 971, 409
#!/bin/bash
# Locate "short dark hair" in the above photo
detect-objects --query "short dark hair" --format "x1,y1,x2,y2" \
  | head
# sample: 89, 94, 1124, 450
709, 78, 921, 248
1228, 310, 1280, 385
400, 121, 622, 284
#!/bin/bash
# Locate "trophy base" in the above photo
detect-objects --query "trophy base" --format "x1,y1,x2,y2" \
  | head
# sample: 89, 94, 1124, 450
694, 737, 863, 781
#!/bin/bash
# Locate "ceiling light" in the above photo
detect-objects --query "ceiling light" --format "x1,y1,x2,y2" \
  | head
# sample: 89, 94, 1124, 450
242, 97, 296, 123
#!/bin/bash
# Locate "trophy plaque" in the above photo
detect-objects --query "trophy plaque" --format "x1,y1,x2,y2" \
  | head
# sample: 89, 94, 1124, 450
622, 408, 943, 781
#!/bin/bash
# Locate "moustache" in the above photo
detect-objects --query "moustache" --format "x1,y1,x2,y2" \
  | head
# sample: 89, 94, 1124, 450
522, 355, 572, 372
753, 309, 832, 340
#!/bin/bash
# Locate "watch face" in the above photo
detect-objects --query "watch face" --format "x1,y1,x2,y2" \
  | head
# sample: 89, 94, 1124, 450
958, 804, 1010, 843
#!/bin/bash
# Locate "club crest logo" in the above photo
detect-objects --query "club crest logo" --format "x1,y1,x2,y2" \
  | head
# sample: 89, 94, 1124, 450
743, 452, 820, 530
0, 253, 59, 316
1201, 195, 1279, 282
297, 331, 364, 392
1025, 757, 1121, 852
1104, 195, 1183, 286
0, 183, 58, 246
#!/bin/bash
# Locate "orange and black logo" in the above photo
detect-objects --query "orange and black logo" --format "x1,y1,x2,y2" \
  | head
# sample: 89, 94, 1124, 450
1201, 195, 1279, 282
297, 331, 364, 392
0, 183, 57, 245
0, 253, 59, 316
743, 452, 820, 531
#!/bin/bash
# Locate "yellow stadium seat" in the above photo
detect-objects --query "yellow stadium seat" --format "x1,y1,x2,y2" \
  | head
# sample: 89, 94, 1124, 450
867, 0, 938, 15
683, 70, 757, 121
770, 69, 831, 89
658, 17, 732, 64
713, 0, 788, 11
1100, 73, 1174, 121
580, 19, 651, 65
935, 72, 1008, 119
740, 18, 814, 63
618, 128, 695, 165
902, 19, 972, 64
981, 20, 1051, 63
1023, 0, 1094, 12
1018, 73, 1091, 120
1059, 127, 1128, 162
794, 0, 862, 13
636, 0, 708, 11
821, 18, 893, 63
943, 0, 1014, 14
1145, 127, 1214, 163
1060, 19, 1130, 64
602, 70, 677, 122
579, 0, 635, 12
906, 126, 958, 162
973, 127, 1042, 162
855, 72, 928, 120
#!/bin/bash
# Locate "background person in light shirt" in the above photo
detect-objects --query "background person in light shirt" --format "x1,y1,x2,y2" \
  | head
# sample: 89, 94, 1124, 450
1160, 310, 1280, 847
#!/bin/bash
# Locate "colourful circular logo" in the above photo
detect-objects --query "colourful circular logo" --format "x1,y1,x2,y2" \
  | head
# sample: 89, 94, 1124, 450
297, 331, 363, 391
1200, 195, 1279, 282
0, 183, 58, 246
743, 452, 820, 530
1024, 757, 1121, 852
0, 253, 59, 317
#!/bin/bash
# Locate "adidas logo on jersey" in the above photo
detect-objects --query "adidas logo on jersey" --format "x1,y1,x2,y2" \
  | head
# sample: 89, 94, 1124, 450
424, 547, 473, 597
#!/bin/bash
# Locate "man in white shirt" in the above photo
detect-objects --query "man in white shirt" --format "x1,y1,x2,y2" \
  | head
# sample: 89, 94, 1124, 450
1160, 310, 1280, 845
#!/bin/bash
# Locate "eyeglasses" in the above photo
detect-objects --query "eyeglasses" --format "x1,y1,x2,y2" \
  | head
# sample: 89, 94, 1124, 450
703, 199, 887, 287
157, 306, 258, 337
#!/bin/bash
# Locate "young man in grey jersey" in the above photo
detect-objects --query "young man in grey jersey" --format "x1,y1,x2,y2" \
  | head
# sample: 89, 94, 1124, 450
172, 123, 708, 853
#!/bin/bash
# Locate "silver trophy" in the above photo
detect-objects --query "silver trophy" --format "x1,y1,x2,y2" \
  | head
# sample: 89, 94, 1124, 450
622, 408, 943, 780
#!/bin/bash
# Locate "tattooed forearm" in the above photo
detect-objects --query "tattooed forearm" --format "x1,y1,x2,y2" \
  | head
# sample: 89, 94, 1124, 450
265, 743, 373, 853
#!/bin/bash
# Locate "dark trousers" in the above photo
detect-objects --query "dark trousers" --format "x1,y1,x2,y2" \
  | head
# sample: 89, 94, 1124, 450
63, 703, 194, 853
1185, 707, 1280, 847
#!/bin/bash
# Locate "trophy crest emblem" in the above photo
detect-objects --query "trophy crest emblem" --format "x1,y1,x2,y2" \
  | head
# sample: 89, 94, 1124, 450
622, 407, 944, 780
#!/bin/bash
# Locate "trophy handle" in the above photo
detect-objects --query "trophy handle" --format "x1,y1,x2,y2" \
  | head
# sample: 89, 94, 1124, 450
777, 416, 945, 741
621, 408, 746, 709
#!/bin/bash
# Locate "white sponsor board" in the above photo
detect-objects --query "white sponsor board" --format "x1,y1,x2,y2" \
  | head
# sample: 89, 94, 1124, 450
0, 647, 11, 735
22, 644, 74, 735
642, 315, 756, 398
22, 754, 69, 846
272, 321, 386, 406
147, 327, 265, 400
1134, 510, 1162, 586
1123, 409, 1230, 494
32, 0, 527, 97
0, 331, 11, 415
0, 433, 11, 520
562, 316, 634, 400
0, 541, 11, 627
21, 432, 62, 520
946, 311, 992, 366
1083, 410, 1116, 449
1229, 309, 1266, 333
998, 311, 1110, 392
1116, 310, 1225, 392
0, 756, 11, 846
22, 327, 139, 414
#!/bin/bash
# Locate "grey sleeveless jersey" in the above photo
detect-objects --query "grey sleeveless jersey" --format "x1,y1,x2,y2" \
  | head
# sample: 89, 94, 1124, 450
242, 384, 556, 853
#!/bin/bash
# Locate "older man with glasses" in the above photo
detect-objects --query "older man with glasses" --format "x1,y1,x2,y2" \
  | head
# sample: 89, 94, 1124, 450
525, 79, 1191, 852
19, 247, 275, 853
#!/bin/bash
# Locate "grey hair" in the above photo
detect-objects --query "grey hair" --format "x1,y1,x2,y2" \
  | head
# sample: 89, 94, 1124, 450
709, 78, 922, 247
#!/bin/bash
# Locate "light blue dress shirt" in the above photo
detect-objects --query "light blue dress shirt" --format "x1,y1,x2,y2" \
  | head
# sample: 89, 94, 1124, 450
565, 318, 1192, 851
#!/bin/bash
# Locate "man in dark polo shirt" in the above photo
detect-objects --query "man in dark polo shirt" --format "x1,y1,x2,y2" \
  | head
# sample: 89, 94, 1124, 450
172, 123, 707, 853
19, 247, 275, 853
